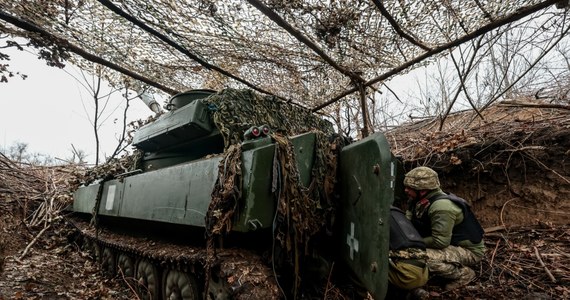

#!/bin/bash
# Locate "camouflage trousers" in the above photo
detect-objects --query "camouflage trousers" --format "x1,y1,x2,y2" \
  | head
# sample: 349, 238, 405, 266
426, 245, 481, 280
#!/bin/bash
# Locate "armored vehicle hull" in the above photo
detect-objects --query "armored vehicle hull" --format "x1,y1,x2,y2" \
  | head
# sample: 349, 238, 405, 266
71, 89, 397, 299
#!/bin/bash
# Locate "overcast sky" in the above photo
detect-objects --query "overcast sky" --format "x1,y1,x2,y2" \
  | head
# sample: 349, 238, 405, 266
0, 47, 156, 164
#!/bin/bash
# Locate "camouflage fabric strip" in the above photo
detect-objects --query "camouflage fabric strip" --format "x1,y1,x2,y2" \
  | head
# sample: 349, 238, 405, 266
389, 248, 429, 260
204, 144, 242, 294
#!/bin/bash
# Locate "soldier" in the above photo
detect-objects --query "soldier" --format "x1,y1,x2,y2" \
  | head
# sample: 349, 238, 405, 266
403, 166, 485, 291
388, 206, 430, 300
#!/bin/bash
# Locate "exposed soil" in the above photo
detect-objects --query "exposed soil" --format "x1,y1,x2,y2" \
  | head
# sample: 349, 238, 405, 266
387, 102, 570, 228
1, 102, 569, 299
386, 102, 570, 298
0, 200, 132, 300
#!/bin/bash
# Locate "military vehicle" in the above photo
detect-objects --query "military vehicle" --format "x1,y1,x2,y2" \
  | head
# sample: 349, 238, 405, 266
71, 88, 400, 300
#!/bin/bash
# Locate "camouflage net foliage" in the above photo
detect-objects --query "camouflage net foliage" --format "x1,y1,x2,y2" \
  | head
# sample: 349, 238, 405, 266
203, 89, 347, 296
1, 0, 556, 108
81, 150, 143, 185
204, 89, 338, 238
270, 132, 346, 295
205, 144, 242, 237
202, 88, 335, 149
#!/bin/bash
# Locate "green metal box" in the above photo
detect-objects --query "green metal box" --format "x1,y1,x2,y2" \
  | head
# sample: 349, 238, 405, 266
133, 99, 213, 151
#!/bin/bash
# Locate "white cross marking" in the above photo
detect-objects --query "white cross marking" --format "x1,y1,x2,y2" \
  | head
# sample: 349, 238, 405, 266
346, 222, 359, 260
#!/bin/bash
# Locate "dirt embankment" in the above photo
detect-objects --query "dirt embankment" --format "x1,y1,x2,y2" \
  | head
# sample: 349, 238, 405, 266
385, 103, 570, 299
387, 103, 570, 228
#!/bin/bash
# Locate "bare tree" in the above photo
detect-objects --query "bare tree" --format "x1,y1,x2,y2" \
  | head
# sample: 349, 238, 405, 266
69, 66, 122, 165
373, 9, 570, 130
2, 141, 55, 166
68, 144, 87, 164
7, 141, 28, 162
106, 78, 146, 161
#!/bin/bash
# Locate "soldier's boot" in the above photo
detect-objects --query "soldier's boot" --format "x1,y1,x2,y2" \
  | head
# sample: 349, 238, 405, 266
406, 287, 430, 300
444, 266, 476, 291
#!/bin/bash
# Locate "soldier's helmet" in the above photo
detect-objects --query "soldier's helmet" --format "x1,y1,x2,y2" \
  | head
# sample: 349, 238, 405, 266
404, 166, 440, 190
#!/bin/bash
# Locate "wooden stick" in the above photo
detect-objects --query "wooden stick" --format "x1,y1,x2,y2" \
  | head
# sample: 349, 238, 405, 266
323, 261, 336, 300
485, 225, 506, 233
118, 267, 141, 300
18, 224, 51, 260
533, 246, 557, 283
489, 239, 501, 269
500, 198, 516, 229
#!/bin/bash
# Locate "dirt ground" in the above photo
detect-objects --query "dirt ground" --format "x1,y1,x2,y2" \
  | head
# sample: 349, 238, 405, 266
1, 103, 569, 299
0, 201, 133, 300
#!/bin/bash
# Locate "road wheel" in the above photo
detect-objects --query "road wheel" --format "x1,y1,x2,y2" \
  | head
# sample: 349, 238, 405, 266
207, 268, 231, 300
117, 253, 135, 279
135, 259, 160, 300
163, 269, 200, 300
100, 247, 116, 276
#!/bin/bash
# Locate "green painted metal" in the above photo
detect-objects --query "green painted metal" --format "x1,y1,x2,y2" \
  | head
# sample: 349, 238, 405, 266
140, 132, 224, 171
167, 89, 215, 110
73, 184, 99, 213
291, 132, 316, 187
234, 132, 315, 232
241, 136, 272, 151
106, 157, 220, 226
97, 179, 125, 217
74, 132, 316, 232
235, 139, 275, 232
338, 133, 395, 300
133, 99, 214, 152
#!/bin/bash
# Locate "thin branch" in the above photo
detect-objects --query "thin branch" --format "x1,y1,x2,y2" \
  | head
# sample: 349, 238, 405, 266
314, 0, 561, 111
498, 101, 570, 110
0, 9, 179, 95
97, 0, 279, 98
480, 17, 570, 111
500, 198, 517, 229
533, 246, 557, 283
371, 0, 432, 51
439, 37, 486, 130
18, 220, 56, 260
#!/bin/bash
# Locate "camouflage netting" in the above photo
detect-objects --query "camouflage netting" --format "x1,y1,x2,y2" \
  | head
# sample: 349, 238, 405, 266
203, 89, 347, 297
1, 1, 563, 110
270, 132, 346, 295
203, 88, 335, 149
203, 89, 340, 236
81, 150, 143, 184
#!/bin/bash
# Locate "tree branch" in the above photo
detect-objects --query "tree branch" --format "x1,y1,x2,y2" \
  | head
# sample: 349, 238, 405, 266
0, 9, 179, 95
498, 101, 570, 110
97, 0, 279, 98
313, 0, 561, 111
245, 0, 365, 82
480, 17, 570, 111
439, 37, 486, 130
371, 0, 432, 51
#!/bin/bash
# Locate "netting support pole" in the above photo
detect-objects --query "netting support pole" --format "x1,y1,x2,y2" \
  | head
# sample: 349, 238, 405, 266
358, 82, 372, 138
